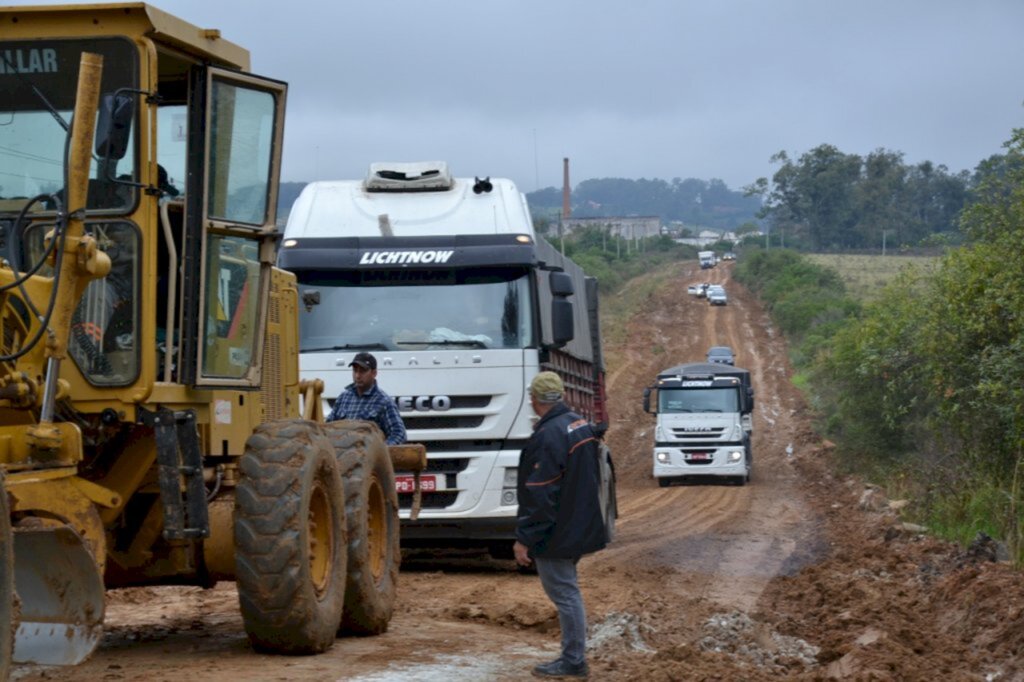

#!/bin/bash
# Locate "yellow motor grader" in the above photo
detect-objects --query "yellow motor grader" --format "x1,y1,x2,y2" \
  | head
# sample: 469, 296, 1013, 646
0, 3, 422, 672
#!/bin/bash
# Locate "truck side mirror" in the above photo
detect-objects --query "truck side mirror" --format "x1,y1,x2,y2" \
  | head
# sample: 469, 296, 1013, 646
95, 93, 135, 161
746, 387, 755, 411
551, 298, 574, 346
642, 387, 653, 413
549, 271, 574, 297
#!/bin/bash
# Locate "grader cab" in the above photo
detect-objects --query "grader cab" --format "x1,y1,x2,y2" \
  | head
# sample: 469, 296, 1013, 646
0, 4, 419, 673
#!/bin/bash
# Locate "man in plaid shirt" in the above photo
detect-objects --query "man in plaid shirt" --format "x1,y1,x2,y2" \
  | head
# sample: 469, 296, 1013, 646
326, 352, 407, 445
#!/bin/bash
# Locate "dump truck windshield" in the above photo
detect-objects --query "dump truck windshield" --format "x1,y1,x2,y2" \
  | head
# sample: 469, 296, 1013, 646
659, 387, 739, 413
0, 38, 137, 211
298, 272, 533, 352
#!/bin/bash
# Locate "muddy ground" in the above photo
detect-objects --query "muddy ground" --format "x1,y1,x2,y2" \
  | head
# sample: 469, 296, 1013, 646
13, 262, 1024, 681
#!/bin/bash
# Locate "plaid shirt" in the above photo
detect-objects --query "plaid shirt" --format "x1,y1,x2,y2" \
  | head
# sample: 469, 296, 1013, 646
326, 382, 407, 445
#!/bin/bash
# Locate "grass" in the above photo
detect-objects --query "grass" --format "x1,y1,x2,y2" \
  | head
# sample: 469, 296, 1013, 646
806, 254, 938, 302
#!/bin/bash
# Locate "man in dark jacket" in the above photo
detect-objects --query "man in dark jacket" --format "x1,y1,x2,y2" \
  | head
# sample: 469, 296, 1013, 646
514, 371, 606, 679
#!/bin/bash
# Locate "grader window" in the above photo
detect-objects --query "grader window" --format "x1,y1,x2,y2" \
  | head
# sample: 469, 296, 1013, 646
201, 234, 260, 379
0, 37, 138, 213
206, 80, 276, 226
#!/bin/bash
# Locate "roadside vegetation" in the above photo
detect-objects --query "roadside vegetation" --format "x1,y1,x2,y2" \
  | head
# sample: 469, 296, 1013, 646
735, 130, 1024, 566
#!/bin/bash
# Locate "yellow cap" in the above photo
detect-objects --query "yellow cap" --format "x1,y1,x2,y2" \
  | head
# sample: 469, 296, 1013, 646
530, 371, 564, 403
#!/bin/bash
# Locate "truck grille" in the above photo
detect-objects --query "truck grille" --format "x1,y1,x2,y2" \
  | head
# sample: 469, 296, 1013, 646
671, 427, 726, 439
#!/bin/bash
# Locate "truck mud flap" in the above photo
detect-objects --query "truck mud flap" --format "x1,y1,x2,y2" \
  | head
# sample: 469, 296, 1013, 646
13, 525, 105, 665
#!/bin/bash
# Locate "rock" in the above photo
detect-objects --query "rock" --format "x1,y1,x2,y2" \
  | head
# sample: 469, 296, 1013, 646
901, 522, 927, 533
858, 487, 889, 512
888, 499, 910, 512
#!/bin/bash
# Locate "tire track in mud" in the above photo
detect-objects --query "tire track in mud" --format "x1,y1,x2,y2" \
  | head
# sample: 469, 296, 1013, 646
602, 261, 824, 615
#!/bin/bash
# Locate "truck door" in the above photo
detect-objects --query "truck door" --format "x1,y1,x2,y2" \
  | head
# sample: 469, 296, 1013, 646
179, 67, 287, 388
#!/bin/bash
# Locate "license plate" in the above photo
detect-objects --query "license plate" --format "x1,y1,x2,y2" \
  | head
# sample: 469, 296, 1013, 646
395, 474, 437, 494
685, 452, 712, 462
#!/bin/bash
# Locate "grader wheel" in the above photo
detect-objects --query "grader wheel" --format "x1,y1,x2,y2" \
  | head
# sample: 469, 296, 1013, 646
1, 476, 13, 682
234, 421, 347, 654
323, 421, 400, 635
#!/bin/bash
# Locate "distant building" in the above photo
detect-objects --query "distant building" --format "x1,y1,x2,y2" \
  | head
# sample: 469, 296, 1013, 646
559, 216, 661, 239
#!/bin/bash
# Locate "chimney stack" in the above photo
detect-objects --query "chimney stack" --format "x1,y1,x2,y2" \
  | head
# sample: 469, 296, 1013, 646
562, 157, 571, 219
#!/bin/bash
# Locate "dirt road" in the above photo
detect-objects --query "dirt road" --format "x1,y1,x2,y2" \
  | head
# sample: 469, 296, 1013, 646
13, 263, 1023, 681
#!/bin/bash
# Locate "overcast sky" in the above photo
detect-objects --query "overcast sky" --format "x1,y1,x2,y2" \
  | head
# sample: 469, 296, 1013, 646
9, 1, 1024, 191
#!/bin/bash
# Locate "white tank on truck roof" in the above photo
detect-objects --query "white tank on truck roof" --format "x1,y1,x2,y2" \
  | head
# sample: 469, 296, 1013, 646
284, 161, 534, 239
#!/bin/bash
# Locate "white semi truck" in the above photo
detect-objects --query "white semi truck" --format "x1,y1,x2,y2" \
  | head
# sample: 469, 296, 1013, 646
280, 162, 616, 558
698, 250, 716, 269
643, 362, 754, 486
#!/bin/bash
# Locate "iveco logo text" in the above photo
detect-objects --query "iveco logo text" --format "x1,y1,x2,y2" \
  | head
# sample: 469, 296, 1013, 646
682, 426, 713, 432
359, 250, 454, 265
396, 396, 452, 412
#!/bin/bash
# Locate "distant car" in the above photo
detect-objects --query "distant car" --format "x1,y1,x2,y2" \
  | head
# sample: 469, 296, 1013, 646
706, 285, 727, 306
687, 284, 701, 295
722, 252, 736, 261
696, 282, 710, 298
706, 346, 735, 365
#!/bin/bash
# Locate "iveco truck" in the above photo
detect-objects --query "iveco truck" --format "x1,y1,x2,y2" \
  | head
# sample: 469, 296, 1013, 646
279, 162, 616, 558
644, 362, 753, 486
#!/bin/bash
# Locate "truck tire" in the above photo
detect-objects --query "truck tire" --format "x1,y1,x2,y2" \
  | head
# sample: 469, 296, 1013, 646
323, 421, 399, 635
235, 421, 347, 654
1, 475, 13, 682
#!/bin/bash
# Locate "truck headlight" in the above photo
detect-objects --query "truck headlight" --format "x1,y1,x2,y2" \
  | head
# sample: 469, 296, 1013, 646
728, 450, 744, 463
656, 451, 670, 463
502, 468, 517, 488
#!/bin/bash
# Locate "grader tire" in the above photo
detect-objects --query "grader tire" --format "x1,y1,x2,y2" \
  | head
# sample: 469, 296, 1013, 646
235, 421, 347, 654
323, 421, 400, 635
1, 475, 13, 682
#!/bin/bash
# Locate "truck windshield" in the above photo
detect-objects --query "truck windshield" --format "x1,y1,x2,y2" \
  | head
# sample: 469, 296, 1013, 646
298, 272, 533, 352
0, 38, 138, 212
659, 387, 739, 413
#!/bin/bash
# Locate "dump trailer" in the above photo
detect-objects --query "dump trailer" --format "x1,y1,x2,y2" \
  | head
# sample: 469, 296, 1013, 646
643, 362, 754, 486
0, 4, 415, 672
279, 161, 617, 558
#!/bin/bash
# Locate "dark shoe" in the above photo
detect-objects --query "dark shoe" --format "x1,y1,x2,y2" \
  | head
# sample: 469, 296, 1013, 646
532, 658, 589, 679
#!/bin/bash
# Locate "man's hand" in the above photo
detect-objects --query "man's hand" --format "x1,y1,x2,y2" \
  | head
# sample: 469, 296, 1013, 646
513, 540, 532, 567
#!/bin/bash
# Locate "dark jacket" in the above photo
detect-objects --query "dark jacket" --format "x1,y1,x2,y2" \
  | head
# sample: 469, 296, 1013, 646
516, 402, 607, 559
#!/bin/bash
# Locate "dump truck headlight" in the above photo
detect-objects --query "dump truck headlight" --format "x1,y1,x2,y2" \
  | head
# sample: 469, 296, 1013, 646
656, 451, 670, 463
728, 450, 744, 463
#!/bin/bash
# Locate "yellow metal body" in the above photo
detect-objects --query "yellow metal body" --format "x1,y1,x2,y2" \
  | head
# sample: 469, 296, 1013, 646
0, 5, 311, 661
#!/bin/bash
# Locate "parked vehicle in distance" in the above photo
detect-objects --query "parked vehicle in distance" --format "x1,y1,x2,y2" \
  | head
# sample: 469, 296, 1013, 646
707, 285, 728, 306
698, 251, 715, 269
722, 252, 736, 261
706, 346, 735, 365
696, 282, 710, 298
687, 284, 701, 295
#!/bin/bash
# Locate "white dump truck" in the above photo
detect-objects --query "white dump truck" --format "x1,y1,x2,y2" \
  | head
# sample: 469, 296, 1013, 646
643, 362, 753, 486
279, 161, 617, 558
698, 250, 716, 269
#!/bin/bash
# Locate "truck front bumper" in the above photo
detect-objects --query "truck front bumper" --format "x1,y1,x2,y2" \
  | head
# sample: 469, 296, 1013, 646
652, 445, 749, 480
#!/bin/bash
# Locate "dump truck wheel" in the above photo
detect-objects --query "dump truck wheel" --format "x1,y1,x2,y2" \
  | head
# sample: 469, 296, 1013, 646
1, 476, 13, 682
235, 421, 347, 654
324, 421, 400, 635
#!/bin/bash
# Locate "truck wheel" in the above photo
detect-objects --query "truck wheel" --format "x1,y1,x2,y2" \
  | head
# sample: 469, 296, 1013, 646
324, 421, 399, 635
658, 478, 671, 488
235, 421, 347, 654
1, 475, 13, 682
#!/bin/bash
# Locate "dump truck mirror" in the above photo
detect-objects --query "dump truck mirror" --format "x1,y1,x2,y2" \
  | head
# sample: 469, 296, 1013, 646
95, 92, 134, 161
643, 387, 653, 413
549, 271, 574, 297
551, 298, 574, 346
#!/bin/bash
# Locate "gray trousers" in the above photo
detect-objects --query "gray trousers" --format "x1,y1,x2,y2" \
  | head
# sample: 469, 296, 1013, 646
534, 556, 586, 665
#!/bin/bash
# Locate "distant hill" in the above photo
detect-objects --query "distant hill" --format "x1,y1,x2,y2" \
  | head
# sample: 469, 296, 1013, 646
527, 177, 760, 230
274, 177, 761, 231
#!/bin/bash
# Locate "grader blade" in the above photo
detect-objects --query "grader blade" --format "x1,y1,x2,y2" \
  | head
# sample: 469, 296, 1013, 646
13, 526, 105, 666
